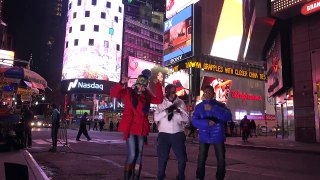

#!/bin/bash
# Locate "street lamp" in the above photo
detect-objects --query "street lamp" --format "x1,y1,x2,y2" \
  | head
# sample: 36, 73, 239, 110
42, 96, 45, 101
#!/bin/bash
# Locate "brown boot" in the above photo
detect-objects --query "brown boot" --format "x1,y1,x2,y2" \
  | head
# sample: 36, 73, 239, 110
124, 163, 133, 180
132, 164, 142, 180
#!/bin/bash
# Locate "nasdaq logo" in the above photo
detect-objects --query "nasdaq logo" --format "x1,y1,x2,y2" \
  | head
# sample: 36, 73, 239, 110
67, 79, 104, 91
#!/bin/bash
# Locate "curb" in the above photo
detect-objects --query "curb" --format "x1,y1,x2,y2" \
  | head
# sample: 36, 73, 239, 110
22, 150, 49, 180
225, 143, 320, 155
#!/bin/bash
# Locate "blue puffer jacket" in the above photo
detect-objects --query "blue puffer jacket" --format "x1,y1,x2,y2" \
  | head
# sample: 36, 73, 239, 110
192, 99, 232, 144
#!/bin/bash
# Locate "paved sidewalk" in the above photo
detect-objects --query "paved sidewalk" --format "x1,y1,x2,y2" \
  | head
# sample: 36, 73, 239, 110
0, 149, 49, 180
1, 133, 320, 180
187, 135, 320, 154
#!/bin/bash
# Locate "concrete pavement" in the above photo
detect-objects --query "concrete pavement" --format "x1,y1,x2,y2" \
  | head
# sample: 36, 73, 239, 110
1, 133, 320, 180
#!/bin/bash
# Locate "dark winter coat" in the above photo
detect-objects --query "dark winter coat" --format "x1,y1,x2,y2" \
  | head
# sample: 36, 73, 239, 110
192, 99, 232, 144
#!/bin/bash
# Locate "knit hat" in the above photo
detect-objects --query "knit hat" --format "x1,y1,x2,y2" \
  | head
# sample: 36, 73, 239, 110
135, 69, 152, 87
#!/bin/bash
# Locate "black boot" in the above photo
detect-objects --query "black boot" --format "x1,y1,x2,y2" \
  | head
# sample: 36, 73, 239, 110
124, 163, 133, 180
132, 164, 142, 180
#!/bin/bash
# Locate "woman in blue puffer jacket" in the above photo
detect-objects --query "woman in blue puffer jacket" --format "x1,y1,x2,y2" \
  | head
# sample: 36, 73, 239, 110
192, 85, 232, 180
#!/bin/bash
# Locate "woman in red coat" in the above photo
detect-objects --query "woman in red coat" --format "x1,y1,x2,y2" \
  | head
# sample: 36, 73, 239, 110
110, 69, 163, 180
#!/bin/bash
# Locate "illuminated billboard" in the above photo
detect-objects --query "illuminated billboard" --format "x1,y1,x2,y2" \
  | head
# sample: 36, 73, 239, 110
165, 69, 190, 102
163, 5, 193, 66
0, 50, 14, 67
210, 0, 243, 61
62, 0, 124, 82
166, 0, 199, 19
127, 56, 167, 94
199, 76, 232, 104
266, 34, 283, 97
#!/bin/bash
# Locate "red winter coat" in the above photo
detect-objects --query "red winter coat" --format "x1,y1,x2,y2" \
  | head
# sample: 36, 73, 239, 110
110, 82, 163, 140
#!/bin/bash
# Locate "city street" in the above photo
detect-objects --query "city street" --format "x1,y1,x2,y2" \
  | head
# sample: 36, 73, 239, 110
28, 128, 320, 180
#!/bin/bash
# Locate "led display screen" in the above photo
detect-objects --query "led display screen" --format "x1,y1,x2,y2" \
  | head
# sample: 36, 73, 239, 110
199, 76, 232, 104
166, 0, 199, 19
266, 34, 283, 97
127, 56, 168, 95
62, 0, 124, 82
0, 50, 14, 67
210, 0, 243, 61
163, 5, 193, 66
165, 69, 190, 102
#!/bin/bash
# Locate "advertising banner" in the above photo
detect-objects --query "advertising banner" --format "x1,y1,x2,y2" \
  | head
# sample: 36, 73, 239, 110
200, 76, 232, 104
128, 57, 167, 95
0, 50, 14, 67
165, 69, 190, 102
163, 5, 193, 65
166, 0, 199, 19
62, 0, 124, 82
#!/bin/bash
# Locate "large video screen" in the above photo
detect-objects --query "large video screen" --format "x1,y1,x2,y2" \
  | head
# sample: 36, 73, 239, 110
199, 76, 232, 104
0, 50, 14, 67
210, 0, 243, 61
163, 5, 193, 66
127, 57, 168, 95
62, 0, 124, 82
266, 34, 283, 97
166, 0, 199, 19
165, 69, 190, 102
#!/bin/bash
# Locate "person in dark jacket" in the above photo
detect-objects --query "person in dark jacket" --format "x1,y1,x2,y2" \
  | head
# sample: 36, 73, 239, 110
192, 85, 232, 180
110, 70, 163, 180
49, 104, 60, 152
240, 115, 250, 142
22, 106, 33, 148
249, 119, 257, 137
76, 112, 91, 141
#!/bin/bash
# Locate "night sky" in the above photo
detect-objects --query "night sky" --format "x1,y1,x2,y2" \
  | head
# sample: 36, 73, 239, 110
3, 0, 66, 104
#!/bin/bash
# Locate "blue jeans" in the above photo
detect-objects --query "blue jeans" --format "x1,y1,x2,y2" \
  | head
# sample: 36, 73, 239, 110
157, 132, 187, 180
196, 142, 226, 180
126, 134, 145, 164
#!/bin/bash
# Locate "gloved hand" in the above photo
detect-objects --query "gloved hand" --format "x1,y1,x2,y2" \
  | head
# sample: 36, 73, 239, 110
207, 116, 219, 123
167, 104, 177, 112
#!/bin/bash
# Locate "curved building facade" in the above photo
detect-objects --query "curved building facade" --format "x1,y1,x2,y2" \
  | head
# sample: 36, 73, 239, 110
62, 0, 124, 82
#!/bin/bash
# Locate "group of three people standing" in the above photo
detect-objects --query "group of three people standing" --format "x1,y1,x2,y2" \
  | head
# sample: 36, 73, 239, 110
110, 69, 232, 180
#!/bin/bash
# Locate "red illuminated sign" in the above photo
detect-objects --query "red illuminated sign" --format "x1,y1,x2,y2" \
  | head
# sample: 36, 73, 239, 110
301, 0, 320, 15
231, 90, 262, 101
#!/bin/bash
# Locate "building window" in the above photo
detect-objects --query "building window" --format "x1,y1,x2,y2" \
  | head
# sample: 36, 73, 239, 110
101, 12, 106, 19
85, 11, 90, 17
106, 1, 111, 8
80, 25, 85, 31
73, 12, 77, 18
116, 44, 120, 51
68, 2, 72, 10
89, 39, 94, 46
69, 27, 72, 33
77, 0, 81, 6
119, 6, 122, 13
104, 41, 109, 48
66, 41, 69, 48
94, 25, 99, 32
74, 39, 79, 46
92, 0, 97, 5
114, 16, 118, 23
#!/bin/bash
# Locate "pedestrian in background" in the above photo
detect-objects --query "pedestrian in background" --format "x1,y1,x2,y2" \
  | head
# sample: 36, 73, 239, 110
76, 112, 91, 141
110, 69, 163, 180
49, 104, 60, 152
109, 121, 114, 131
240, 115, 250, 142
154, 84, 189, 180
192, 85, 232, 180
22, 106, 33, 148
229, 121, 235, 137
93, 119, 98, 131
250, 119, 257, 137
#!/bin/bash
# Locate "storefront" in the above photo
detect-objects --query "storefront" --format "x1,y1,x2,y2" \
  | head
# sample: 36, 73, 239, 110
168, 56, 266, 126
269, 0, 320, 143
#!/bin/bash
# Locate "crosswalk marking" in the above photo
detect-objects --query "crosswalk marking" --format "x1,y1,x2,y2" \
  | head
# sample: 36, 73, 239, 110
32, 138, 125, 145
